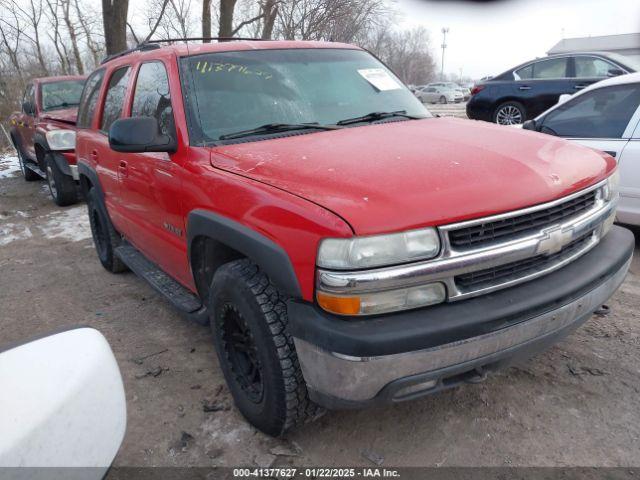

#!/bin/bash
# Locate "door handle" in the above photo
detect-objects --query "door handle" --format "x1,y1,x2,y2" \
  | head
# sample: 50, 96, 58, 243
519, 86, 532, 90
574, 85, 588, 89
603, 151, 617, 158
118, 160, 128, 178
90, 149, 98, 160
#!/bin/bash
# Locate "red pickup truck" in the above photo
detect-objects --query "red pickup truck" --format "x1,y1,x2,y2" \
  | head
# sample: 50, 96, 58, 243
9, 75, 86, 206
75, 40, 632, 436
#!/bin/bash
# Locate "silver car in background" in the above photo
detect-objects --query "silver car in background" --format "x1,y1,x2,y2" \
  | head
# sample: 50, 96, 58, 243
417, 85, 464, 104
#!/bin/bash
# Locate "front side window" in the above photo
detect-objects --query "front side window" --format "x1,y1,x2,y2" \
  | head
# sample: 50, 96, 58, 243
180, 48, 429, 144
77, 69, 105, 128
101, 67, 131, 132
574, 56, 617, 78
41, 80, 85, 112
132, 62, 175, 138
540, 84, 640, 138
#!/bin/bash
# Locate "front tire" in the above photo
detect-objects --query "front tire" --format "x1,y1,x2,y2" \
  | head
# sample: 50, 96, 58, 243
15, 145, 40, 182
86, 187, 128, 273
439, 96, 447, 104
45, 154, 78, 206
209, 259, 321, 436
493, 101, 526, 125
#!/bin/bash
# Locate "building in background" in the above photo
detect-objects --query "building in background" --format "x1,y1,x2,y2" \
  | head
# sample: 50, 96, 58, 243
547, 33, 640, 63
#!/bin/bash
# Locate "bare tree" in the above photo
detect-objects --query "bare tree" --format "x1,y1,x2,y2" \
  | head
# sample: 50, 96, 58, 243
202, 0, 211, 41
260, 0, 278, 39
218, 0, 236, 37
45, 0, 72, 73
74, 0, 103, 67
7, 0, 49, 74
102, 0, 129, 55
61, 0, 84, 73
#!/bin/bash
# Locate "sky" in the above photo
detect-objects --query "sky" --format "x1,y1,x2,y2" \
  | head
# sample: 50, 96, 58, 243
395, 0, 640, 79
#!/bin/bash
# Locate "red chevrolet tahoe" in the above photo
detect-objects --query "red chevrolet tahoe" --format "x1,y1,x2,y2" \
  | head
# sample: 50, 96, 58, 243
74, 40, 633, 436
9, 75, 86, 206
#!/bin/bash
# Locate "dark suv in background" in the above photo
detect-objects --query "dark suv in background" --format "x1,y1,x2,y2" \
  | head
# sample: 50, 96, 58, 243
467, 52, 637, 125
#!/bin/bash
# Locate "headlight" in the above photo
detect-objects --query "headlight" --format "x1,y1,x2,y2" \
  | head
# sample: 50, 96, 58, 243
317, 227, 440, 270
45, 129, 76, 151
603, 169, 620, 201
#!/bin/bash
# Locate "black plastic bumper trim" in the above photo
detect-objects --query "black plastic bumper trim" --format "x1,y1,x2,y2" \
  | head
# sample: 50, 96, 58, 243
288, 225, 634, 358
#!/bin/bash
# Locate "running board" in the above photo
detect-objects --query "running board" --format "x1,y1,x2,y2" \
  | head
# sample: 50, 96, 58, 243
24, 162, 46, 178
114, 243, 209, 325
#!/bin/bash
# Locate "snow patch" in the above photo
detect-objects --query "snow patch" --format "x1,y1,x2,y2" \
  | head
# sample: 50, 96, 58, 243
0, 154, 21, 179
38, 206, 91, 242
0, 223, 33, 246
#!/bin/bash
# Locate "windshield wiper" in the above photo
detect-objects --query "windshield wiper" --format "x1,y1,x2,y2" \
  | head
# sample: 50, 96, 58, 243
44, 102, 78, 111
336, 110, 420, 126
218, 122, 340, 141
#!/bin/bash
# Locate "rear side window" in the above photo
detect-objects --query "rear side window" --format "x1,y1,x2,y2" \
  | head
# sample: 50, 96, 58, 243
131, 62, 175, 137
77, 69, 105, 128
100, 66, 131, 132
532, 58, 568, 79
516, 58, 568, 80
540, 84, 640, 138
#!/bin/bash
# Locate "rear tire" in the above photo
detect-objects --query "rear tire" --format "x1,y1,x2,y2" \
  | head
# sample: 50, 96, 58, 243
209, 259, 322, 436
493, 101, 526, 125
86, 187, 128, 273
45, 154, 78, 206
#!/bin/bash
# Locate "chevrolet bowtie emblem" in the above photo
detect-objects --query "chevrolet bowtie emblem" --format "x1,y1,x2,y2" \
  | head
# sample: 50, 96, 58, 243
537, 226, 573, 255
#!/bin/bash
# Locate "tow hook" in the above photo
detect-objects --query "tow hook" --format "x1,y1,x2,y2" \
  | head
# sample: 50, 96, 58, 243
465, 367, 488, 384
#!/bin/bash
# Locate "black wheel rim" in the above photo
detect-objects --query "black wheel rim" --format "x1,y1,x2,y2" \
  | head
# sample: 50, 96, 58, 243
90, 206, 108, 258
220, 304, 264, 403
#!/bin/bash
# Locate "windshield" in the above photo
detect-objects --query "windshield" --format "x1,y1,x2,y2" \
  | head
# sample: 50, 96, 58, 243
41, 80, 85, 112
605, 52, 640, 72
180, 48, 430, 144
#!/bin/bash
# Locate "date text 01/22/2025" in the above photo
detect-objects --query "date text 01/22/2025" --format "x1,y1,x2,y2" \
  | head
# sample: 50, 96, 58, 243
232, 468, 401, 478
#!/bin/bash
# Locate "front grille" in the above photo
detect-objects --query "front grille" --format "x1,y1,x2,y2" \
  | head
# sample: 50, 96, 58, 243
448, 190, 597, 249
455, 231, 595, 291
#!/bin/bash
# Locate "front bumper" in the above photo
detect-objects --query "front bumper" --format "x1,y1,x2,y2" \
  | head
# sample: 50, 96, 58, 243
289, 226, 634, 409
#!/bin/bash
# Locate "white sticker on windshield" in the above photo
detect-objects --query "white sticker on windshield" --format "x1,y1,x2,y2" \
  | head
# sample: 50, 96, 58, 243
357, 68, 401, 91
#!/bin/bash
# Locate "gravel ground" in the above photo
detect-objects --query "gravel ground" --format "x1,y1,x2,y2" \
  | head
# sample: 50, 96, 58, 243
1, 151, 640, 469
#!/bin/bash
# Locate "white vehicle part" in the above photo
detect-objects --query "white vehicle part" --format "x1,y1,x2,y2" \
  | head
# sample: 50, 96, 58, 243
0, 327, 126, 472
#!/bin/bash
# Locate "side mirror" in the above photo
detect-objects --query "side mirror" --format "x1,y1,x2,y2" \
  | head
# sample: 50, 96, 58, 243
607, 68, 625, 77
0, 328, 126, 472
22, 101, 35, 115
522, 119, 537, 131
109, 116, 176, 154
558, 93, 572, 105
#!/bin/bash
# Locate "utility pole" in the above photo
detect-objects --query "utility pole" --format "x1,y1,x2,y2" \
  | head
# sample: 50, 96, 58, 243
441, 27, 449, 80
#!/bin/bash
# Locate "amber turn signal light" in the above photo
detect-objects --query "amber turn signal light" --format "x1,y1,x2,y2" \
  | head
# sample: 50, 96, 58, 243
316, 292, 361, 315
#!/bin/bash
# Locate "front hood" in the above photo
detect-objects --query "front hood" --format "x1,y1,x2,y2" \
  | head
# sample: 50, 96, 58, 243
41, 107, 77, 125
210, 118, 615, 235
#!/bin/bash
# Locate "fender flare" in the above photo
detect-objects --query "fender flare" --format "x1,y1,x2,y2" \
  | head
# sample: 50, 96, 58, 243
77, 162, 106, 202
187, 210, 302, 299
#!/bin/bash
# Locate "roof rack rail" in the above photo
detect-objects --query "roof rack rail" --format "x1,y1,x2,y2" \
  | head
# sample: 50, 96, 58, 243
141, 36, 268, 45
100, 43, 161, 65
100, 37, 269, 65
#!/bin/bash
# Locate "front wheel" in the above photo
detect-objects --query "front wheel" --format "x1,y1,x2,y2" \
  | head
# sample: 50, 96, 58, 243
45, 154, 78, 206
209, 259, 322, 436
493, 101, 526, 125
439, 96, 447, 104
86, 187, 128, 273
